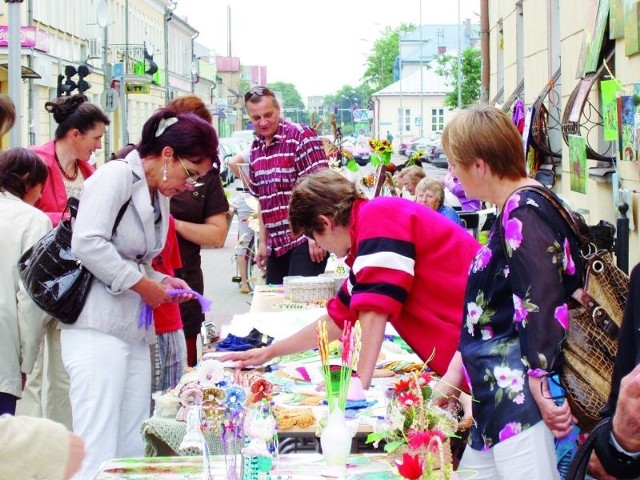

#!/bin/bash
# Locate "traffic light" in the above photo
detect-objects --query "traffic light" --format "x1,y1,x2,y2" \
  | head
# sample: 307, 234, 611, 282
77, 64, 92, 94
57, 65, 77, 97
56, 64, 92, 97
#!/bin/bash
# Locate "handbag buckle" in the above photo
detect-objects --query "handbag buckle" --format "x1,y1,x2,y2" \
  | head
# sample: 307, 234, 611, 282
592, 306, 619, 338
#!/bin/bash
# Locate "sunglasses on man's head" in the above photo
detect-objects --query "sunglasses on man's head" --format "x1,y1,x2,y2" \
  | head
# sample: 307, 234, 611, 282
244, 86, 274, 102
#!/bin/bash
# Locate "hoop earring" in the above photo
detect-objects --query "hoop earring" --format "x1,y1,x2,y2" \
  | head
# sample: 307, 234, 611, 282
162, 164, 168, 182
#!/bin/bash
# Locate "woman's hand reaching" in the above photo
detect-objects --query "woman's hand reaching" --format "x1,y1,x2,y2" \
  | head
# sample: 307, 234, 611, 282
219, 346, 275, 370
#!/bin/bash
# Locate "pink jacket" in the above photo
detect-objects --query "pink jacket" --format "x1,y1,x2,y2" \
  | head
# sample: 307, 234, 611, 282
30, 141, 95, 226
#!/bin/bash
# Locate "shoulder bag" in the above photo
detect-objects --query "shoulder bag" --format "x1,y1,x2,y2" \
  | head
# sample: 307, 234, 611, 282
18, 196, 130, 324
502, 185, 629, 431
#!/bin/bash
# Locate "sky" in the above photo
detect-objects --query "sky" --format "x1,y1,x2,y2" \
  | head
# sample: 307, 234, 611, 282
173, 0, 480, 100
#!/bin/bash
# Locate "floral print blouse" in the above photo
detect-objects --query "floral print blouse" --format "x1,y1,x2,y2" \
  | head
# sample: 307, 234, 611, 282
459, 188, 584, 451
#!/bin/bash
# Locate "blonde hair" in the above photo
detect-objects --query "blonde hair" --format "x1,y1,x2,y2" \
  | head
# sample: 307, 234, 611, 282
400, 165, 426, 189
442, 104, 527, 180
416, 177, 445, 207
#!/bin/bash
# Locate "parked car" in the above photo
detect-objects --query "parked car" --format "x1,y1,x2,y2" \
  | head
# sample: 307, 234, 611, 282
219, 137, 246, 186
341, 138, 371, 166
405, 132, 442, 159
231, 129, 256, 148
426, 139, 449, 168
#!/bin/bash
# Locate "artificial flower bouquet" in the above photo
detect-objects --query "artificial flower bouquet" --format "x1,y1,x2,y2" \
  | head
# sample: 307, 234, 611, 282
366, 371, 459, 480
369, 138, 394, 167
316, 319, 362, 413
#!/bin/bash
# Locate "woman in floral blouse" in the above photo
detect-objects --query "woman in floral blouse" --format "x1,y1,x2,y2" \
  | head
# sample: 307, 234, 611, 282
438, 105, 583, 479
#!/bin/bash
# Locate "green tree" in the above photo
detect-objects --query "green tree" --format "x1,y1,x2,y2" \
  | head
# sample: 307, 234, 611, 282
322, 86, 369, 136
268, 81, 309, 125
362, 24, 415, 94
434, 47, 481, 109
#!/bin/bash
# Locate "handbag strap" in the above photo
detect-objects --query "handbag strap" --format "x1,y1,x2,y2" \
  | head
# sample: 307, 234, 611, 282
566, 417, 611, 480
498, 186, 619, 336
112, 198, 131, 237
66, 196, 130, 237
512, 185, 592, 248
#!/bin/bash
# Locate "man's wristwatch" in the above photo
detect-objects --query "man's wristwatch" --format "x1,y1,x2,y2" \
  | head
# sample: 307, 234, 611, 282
610, 432, 640, 459
593, 419, 640, 479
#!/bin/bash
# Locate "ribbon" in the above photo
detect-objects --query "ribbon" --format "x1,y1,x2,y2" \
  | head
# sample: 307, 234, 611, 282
138, 288, 213, 330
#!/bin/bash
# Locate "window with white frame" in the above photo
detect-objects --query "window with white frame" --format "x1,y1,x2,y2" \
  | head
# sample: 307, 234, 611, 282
431, 108, 444, 132
397, 108, 411, 134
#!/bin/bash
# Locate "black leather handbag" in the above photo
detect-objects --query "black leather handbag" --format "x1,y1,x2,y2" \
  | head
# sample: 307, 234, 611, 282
18, 196, 129, 324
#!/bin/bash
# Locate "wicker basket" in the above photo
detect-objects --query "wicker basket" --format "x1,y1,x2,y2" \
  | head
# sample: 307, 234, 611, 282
286, 276, 336, 303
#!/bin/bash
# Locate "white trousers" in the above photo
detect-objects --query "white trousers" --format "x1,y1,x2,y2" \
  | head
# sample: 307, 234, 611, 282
458, 421, 560, 480
16, 319, 73, 430
61, 328, 151, 480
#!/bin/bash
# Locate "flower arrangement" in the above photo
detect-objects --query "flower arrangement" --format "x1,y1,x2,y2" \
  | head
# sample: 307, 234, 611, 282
410, 150, 425, 163
361, 173, 376, 188
366, 370, 459, 480
369, 138, 394, 167
316, 319, 362, 412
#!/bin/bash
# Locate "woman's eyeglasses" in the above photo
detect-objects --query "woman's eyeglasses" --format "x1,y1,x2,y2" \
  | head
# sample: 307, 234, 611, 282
177, 156, 205, 187
244, 86, 275, 102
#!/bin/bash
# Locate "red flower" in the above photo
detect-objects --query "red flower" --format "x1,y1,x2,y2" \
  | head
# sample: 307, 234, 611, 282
417, 371, 432, 387
394, 378, 412, 393
395, 453, 424, 480
250, 378, 273, 403
407, 429, 446, 451
398, 391, 420, 407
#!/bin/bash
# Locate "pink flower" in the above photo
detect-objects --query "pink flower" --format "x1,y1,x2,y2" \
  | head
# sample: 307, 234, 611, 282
512, 294, 528, 324
417, 371, 432, 387
499, 422, 522, 442
554, 303, 569, 330
481, 326, 494, 340
407, 429, 446, 451
504, 218, 523, 251
473, 246, 492, 272
563, 239, 575, 275
395, 453, 424, 480
398, 391, 420, 407
502, 194, 520, 219
527, 368, 546, 378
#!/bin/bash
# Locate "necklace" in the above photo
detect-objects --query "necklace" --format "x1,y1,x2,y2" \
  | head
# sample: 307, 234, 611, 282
54, 149, 79, 181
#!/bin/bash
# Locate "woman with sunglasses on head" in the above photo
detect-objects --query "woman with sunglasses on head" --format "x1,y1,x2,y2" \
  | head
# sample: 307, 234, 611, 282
18, 94, 110, 430
60, 108, 218, 480
243, 85, 329, 286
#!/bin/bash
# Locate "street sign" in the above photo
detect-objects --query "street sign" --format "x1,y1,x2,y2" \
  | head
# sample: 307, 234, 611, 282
125, 83, 150, 94
100, 88, 118, 113
415, 116, 422, 126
